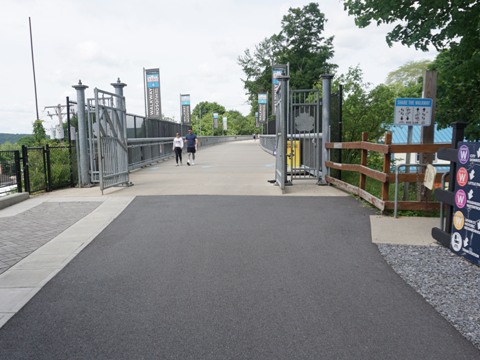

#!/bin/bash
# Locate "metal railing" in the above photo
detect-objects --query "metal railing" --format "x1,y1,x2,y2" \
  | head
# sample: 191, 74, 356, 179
128, 136, 251, 171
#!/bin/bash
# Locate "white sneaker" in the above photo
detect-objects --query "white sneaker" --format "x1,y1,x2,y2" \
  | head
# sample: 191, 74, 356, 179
192, 162, 195, 165
187, 161, 190, 166
176, 163, 179, 167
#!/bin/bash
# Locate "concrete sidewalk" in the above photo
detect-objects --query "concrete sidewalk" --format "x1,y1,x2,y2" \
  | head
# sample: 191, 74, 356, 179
0, 140, 441, 331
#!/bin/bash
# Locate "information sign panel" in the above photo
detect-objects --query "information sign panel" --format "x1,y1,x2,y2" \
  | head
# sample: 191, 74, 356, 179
258, 93, 268, 123
394, 98, 432, 126
450, 142, 480, 266
180, 94, 191, 124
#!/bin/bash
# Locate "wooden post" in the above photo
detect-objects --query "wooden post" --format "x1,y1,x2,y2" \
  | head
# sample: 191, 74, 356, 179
359, 132, 368, 190
382, 131, 392, 201
420, 70, 437, 201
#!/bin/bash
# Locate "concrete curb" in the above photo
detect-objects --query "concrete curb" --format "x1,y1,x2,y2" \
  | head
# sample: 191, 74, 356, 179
0, 193, 29, 210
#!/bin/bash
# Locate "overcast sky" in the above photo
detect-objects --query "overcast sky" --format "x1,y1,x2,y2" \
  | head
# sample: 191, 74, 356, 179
1, 0, 437, 134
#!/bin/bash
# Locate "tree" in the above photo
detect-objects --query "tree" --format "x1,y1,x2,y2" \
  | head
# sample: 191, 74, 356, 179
331, 66, 395, 144
343, 0, 479, 53
385, 60, 431, 86
238, 2, 336, 113
32, 120, 46, 145
431, 48, 480, 140
344, 0, 480, 139
191, 102, 226, 136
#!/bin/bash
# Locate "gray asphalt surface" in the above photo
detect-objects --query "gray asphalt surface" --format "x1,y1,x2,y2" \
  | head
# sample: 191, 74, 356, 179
0, 195, 478, 359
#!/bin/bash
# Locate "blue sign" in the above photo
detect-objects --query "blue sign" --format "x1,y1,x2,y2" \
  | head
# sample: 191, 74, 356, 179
180, 94, 190, 105
451, 142, 480, 266
146, 70, 160, 89
394, 98, 433, 126
258, 93, 267, 104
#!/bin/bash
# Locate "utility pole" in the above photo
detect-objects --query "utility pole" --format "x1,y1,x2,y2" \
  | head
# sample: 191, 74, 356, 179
44, 104, 68, 140
29, 17, 39, 120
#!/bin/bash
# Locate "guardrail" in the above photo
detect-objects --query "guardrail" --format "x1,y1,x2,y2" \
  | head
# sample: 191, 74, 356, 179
128, 136, 251, 170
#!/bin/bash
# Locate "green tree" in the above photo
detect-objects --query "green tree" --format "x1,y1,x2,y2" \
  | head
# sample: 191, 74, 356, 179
385, 60, 431, 86
343, 0, 479, 52
344, 0, 480, 139
238, 2, 336, 113
191, 102, 226, 136
332, 66, 395, 144
223, 110, 256, 136
430, 47, 480, 140
32, 119, 47, 145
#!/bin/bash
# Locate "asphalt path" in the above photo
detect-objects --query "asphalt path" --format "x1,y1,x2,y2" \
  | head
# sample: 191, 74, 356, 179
0, 195, 479, 359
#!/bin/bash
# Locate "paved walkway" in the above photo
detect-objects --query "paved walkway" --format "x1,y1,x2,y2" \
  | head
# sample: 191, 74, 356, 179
0, 140, 467, 359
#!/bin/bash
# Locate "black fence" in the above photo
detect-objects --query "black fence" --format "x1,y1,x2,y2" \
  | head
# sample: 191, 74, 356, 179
0, 150, 22, 195
0, 144, 77, 195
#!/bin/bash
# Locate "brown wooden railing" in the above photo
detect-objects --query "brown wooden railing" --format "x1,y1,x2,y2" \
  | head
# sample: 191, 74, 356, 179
325, 131, 451, 212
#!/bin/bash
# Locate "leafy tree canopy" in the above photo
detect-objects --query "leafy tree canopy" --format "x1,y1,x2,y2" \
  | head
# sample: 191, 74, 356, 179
344, 0, 480, 139
189, 102, 256, 136
343, 0, 479, 54
385, 60, 431, 86
431, 48, 480, 140
238, 2, 336, 113
32, 120, 47, 145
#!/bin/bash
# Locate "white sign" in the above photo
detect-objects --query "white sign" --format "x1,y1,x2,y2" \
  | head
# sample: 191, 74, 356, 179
394, 98, 432, 126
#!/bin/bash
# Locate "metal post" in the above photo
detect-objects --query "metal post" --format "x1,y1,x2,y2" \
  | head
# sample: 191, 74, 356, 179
338, 84, 343, 180
72, 80, 89, 187
320, 74, 333, 185
111, 78, 128, 142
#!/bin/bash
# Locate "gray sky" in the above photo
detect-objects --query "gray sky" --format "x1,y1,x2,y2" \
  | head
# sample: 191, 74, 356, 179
1, 0, 437, 134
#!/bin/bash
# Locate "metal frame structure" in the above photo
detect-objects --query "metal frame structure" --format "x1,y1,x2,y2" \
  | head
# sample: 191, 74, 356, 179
87, 88, 129, 193
288, 89, 321, 182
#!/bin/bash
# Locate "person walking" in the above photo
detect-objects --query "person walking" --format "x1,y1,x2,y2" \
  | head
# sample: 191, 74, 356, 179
172, 132, 184, 166
185, 128, 198, 166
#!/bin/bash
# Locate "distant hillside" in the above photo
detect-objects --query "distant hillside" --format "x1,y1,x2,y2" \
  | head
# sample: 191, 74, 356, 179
0, 133, 31, 145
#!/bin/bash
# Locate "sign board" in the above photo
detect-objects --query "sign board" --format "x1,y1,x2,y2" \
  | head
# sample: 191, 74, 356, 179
450, 142, 480, 266
145, 68, 162, 119
180, 94, 191, 124
272, 64, 287, 113
258, 93, 268, 123
394, 98, 432, 126
213, 112, 218, 129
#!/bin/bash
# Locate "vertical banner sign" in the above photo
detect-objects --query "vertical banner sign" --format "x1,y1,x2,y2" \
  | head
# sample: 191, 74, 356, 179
180, 94, 191, 124
258, 93, 268, 124
394, 98, 433, 126
272, 65, 287, 115
222, 116, 227, 131
213, 112, 219, 129
450, 142, 480, 266
145, 68, 162, 119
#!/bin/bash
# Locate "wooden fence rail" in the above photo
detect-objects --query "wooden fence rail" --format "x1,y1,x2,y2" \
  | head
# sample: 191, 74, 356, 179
325, 131, 451, 213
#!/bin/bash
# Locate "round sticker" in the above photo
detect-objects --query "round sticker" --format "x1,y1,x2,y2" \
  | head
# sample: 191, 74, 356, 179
455, 189, 467, 208
458, 145, 470, 165
453, 211, 465, 230
456, 167, 468, 187
451, 232, 463, 252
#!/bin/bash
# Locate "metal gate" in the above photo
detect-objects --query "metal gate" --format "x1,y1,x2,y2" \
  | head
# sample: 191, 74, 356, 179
288, 89, 321, 182
87, 88, 129, 193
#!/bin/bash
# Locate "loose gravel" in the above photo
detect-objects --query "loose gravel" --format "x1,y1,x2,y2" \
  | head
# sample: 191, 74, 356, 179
377, 243, 480, 350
